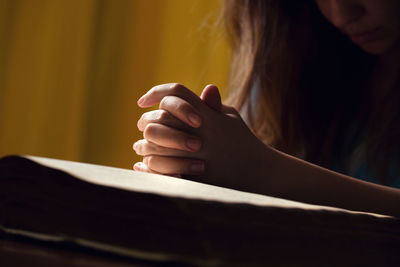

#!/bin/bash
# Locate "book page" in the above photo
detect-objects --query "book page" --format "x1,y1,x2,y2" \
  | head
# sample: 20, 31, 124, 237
27, 155, 389, 217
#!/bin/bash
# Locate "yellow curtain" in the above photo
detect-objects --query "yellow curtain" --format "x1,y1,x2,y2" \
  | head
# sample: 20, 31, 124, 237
0, 0, 230, 168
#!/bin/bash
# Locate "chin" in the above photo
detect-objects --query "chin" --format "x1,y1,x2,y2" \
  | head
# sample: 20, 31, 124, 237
359, 39, 396, 55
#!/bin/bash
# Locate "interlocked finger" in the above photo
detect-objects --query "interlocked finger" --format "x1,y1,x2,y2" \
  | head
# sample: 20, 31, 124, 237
138, 83, 204, 111
143, 155, 205, 176
137, 109, 191, 132
133, 139, 191, 157
133, 161, 182, 178
159, 96, 202, 128
143, 123, 202, 152
133, 162, 159, 174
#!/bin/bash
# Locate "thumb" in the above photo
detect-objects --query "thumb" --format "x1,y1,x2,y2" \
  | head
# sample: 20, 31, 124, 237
200, 84, 222, 112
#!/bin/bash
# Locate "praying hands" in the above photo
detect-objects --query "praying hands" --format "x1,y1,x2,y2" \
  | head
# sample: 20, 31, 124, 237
133, 83, 272, 192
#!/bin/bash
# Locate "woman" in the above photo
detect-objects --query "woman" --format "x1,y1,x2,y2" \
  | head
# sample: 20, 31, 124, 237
133, 0, 400, 217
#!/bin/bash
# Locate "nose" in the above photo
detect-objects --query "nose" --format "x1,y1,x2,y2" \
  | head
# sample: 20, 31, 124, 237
322, 0, 365, 30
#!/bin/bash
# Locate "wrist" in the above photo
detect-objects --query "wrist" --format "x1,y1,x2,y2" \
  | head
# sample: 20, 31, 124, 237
242, 139, 280, 196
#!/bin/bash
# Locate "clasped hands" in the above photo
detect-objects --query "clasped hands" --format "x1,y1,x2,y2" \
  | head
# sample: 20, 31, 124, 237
133, 83, 272, 190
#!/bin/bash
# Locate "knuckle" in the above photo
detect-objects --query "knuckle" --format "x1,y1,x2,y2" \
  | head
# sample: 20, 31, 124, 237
146, 156, 155, 168
143, 123, 158, 139
159, 96, 171, 109
157, 109, 170, 122
160, 95, 190, 117
141, 141, 151, 154
137, 145, 144, 155
134, 140, 144, 155
148, 85, 157, 94
153, 144, 166, 154
176, 101, 189, 114
169, 83, 184, 95
140, 141, 149, 155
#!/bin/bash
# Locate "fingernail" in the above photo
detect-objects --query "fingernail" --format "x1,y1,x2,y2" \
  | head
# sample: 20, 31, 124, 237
186, 138, 201, 151
133, 142, 138, 151
191, 162, 204, 173
188, 113, 201, 127
137, 96, 145, 106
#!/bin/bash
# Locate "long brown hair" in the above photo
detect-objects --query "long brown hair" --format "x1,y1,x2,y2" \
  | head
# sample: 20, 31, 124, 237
223, 0, 400, 184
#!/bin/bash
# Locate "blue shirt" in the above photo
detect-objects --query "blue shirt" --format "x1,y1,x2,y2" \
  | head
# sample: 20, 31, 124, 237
331, 130, 400, 189
352, 161, 400, 188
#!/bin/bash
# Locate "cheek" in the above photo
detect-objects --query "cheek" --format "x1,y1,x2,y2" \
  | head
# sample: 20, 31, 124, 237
358, 41, 391, 55
314, 1, 332, 23
356, 27, 399, 55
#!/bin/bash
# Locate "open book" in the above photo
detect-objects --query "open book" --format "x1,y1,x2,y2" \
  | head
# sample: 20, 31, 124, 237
1, 155, 399, 266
